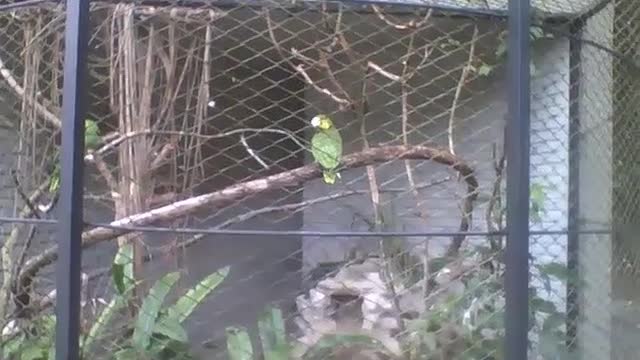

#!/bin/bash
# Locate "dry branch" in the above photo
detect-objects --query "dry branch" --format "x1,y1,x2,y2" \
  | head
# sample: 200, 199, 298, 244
448, 25, 479, 156
0, 53, 60, 128
19, 145, 478, 287
371, 5, 432, 30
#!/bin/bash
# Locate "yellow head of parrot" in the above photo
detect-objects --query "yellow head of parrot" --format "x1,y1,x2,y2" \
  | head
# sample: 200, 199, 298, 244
311, 114, 333, 130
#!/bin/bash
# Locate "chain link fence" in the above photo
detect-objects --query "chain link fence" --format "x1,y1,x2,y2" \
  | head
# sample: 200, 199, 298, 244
0, 0, 638, 359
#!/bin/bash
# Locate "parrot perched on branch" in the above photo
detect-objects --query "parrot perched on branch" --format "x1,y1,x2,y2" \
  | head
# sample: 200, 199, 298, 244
47, 118, 101, 194
310, 114, 343, 185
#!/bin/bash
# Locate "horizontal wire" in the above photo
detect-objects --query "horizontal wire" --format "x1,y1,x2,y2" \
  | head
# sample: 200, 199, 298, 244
0, 216, 612, 237
0, 216, 57, 225
81, 224, 615, 237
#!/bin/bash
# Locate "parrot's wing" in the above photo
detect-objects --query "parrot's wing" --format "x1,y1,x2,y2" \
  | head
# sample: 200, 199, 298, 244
311, 132, 341, 170
326, 127, 342, 155
84, 119, 101, 150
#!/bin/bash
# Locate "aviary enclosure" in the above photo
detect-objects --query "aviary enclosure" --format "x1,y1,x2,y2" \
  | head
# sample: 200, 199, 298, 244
0, 0, 638, 358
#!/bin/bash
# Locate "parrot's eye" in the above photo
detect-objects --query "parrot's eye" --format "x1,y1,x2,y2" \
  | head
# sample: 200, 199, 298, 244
311, 116, 321, 127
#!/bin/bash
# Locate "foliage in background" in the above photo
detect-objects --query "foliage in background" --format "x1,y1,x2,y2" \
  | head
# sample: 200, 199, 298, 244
475, 25, 556, 78
225, 306, 396, 360
226, 306, 291, 360
2, 244, 229, 360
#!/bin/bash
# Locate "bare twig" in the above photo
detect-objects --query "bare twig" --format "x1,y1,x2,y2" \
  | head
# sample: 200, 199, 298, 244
18, 145, 478, 288
294, 64, 351, 107
133, 5, 227, 23
486, 129, 506, 255
318, 50, 353, 105
441, 26, 480, 257
371, 5, 432, 30
10, 170, 42, 219
0, 179, 49, 322
0, 53, 60, 128
214, 176, 452, 238
149, 143, 176, 170
448, 25, 479, 156
240, 133, 269, 169
36, 177, 453, 312
91, 151, 119, 193
400, 34, 418, 195
357, 68, 382, 228
265, 8, 298, 71
367, 61, 401, 82
93, 128, 308, 156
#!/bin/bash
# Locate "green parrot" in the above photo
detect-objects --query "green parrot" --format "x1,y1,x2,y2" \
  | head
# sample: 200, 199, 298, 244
47, 118, 101, 194
310, 114, 343, 185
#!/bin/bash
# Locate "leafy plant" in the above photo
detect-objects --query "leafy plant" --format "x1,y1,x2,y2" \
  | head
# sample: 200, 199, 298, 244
112, 266, 229, 360
530, 182, 547, 223
2, 315, 56, 360
2, 243, 229, 360
225, 306, 290, 360
226, 326, 255, 360
474, 25, 555, 78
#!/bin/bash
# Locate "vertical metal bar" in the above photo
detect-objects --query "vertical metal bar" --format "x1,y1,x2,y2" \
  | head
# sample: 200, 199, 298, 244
505, 0, 531, 358
55, 0, 90, 358
566, 18, 583, 352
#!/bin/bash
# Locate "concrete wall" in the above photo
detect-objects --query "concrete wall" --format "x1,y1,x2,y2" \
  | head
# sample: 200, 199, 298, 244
575, 4, 615, 359
299, 15, 507, 270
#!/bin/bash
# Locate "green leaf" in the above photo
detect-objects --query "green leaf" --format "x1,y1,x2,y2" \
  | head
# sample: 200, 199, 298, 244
538, 262, 570, 281
114, 348, 139, 360
83, 297, 126, 353
529, 26, 545, 40
41, 315, 56, 333
531, 297, 558, 314
20, 345, 46, 360
132, 271, 181, 351
226, 326, 254, 360
421, 332, 438, 351
477, 63, 494, 76
428, 257, 449, 274
154, 316, 189, 343
257, 306, 289, 360
531, 183, 546, 204
48, 170, 60, 194
3, 334, 29, 358
539, 330, 568, 359
112, 243, 135, 295
168, 266, 229, 322
542, 312, 566, 332
303, 334, 388, 359
495, 42, 507, 58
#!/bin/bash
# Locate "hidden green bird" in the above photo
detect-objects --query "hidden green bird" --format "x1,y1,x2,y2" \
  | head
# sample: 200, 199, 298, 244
310, 114, 342, 185
48, 119, 102, 194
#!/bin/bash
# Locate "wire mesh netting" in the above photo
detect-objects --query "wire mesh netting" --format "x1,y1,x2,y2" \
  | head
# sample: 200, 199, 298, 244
0, 0, 639, 359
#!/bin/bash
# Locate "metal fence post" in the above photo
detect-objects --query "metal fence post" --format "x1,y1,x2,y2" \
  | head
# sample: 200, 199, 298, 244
505, 0, 531, 358
566, 18, 584, 351
55, 0, 90, 358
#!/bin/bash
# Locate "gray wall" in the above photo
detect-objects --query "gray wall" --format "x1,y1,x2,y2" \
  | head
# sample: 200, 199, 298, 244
576, 5, 614, 359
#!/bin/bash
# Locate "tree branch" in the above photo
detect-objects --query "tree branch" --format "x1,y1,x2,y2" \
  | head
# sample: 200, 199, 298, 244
371, 5, 432, 30
19, 145, 477, 287
0, 53, 61, 128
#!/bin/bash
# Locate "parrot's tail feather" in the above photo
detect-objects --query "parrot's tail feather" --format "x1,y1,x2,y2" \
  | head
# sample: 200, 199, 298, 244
322, 171, 337, 185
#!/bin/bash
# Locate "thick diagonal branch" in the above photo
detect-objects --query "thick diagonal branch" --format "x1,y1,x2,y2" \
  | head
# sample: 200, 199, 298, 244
18, 145, 478, 288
